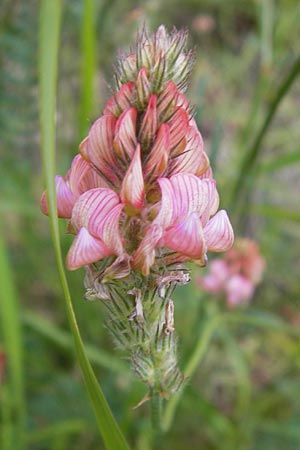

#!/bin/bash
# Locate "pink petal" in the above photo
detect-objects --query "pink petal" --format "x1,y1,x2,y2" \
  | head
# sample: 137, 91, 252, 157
80, 115, 119, 183
71, 188, 120, 230
138, 94, 158, 148
120, 144, 145, 210
40, 176, 76, 218
67, 154, 91, 196
103, 82, 135, 116
136, 68, 151, 108
132, 224, 163, 275
168, 107, 189, 155
113, 107, 137, 161
66, 227, 113, 270
71, 188, 123, 254
159, 212, 206, 259
157, 80, 179, 122
154, 177, 178, 228
169, 174, 217, 220
79, 166, 108, 191
204, 210, 234, 252
168, 126, 209, 176
144, 124, 170, 181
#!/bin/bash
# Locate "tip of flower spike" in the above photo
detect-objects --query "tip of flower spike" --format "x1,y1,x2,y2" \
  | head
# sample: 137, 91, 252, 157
115, 25, 194, 95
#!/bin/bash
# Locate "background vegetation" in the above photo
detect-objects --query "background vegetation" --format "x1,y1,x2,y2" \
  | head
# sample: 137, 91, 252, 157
1, 0, 300, 449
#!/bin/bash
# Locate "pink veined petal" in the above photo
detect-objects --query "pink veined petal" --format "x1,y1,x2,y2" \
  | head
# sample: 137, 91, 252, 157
157, 80, 179, 122
159, 212, 206, 259
144, 124, 170, 181
113, 107, 137, 160
168, 107, 189, 154
204, 210, 234, 252
132, 224, 163, 276
136, 68, 151, 108
79, 166, 109, 191
154, 178, 178, 228
120, 144, 145, 210
225, 274, 254, 307
40, 175, 76, 218
169, 173, 217, 220
103, 82, 135, 116
138, 94, 158, 147
81, 114, 117, 170
168, 126, 209, 177
89, 203, 124, 255
67, 154, 91, 196
71, 188, 120, 231
66, 227, 113, 270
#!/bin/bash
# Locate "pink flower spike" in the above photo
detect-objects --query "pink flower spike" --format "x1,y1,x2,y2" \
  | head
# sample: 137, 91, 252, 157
113, 107, 137, 160
120, 144, 145, 210
159, 212, 205, 259
144, 124, 170, 181
204, 210, 234, 252
103, 81, 135, 116
71, 188, 124, 255
40, 175, 76, 218
66, 227, 113, 270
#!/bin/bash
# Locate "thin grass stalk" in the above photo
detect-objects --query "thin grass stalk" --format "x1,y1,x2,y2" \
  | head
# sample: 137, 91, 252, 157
38, 2, 130, 449
79, 0, 96, 138
0, 233, 26, 450
230, 55, 300, 210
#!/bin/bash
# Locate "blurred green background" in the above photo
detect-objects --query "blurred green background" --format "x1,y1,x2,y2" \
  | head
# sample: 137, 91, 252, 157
1, 0, 300, 449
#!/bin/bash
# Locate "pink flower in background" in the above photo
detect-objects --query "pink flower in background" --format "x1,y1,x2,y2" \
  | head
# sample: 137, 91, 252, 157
41, 26, 233, 277
197, 238, 265, 307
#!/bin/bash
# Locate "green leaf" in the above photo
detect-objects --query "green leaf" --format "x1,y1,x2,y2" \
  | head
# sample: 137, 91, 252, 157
38, 2, 131, 449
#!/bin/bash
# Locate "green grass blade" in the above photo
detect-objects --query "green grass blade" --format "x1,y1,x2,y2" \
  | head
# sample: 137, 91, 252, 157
252, 204, 300, 223
0, 233, 26, 450
230, 55, 300, 209
79, 0, 96, 138
22, 310, 127, 373
38, 2, 131, 449
258, 150, 300, 172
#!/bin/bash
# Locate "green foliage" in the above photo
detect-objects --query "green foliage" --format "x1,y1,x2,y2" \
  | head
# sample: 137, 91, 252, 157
1, 0, 300, 449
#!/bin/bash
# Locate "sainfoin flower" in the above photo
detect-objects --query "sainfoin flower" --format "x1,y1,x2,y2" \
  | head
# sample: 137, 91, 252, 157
41, 26, 234, 398
197, 238, 265, 307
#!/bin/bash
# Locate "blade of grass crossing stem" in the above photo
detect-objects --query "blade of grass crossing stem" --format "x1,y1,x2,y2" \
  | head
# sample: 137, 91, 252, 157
79, 0, 96, 138
38, 2, 130, 449
0, 233, 26, 450
230, 55, 300, 209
